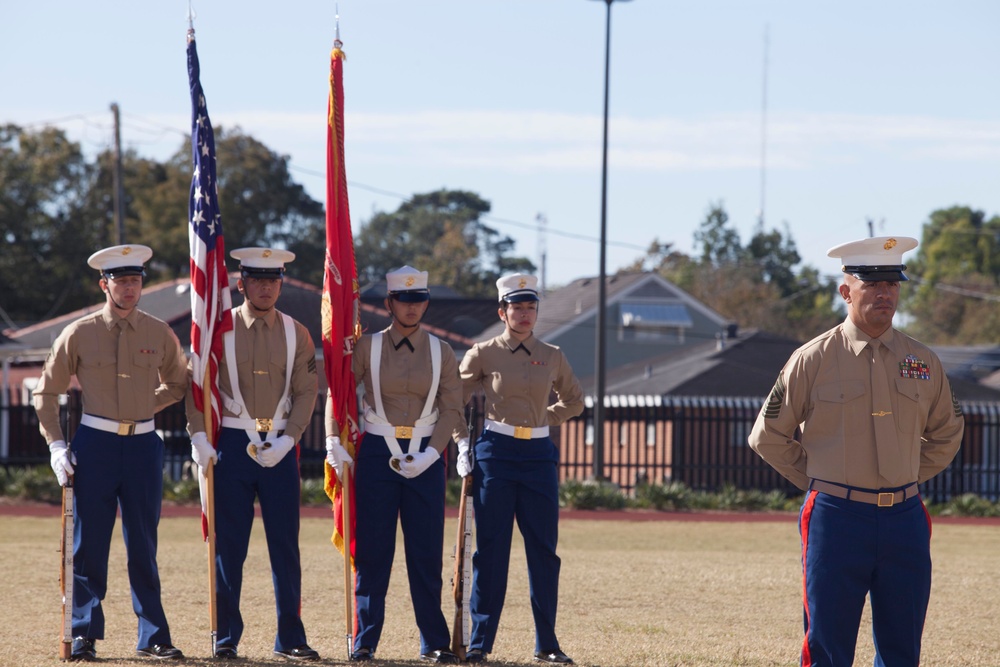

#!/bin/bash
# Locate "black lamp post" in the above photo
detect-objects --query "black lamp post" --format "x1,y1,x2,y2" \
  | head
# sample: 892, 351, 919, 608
588, 0, 631, 481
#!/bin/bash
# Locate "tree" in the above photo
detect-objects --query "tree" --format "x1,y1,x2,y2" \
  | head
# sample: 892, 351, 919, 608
354, 189, 534, 297
99, 127, 325, 283
641, 203, 840, 342
0, 124, 104, 323
0, 124, 326, 324
901, 206, 1000, 344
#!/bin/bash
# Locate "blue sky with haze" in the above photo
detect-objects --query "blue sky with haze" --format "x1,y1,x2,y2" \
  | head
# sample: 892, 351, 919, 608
5, 1, 998, 288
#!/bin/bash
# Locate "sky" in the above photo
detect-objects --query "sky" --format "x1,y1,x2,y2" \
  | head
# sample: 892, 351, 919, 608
4, 1, 999, 290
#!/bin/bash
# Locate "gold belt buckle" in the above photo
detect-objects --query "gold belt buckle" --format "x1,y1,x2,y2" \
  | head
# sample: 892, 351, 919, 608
513, 426, 532, 440
117, 420, 136, 436
395, 426, 413, 439
877, 492, 895, 507
255, 418, 273, 432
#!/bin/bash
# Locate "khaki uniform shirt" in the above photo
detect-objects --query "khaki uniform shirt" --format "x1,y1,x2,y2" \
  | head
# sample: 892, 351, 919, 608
458, 330, 584, 431
328, 326, 463, 454
748, 318, 964, 491
185, 302, 318, 442
34, 303, 188, 444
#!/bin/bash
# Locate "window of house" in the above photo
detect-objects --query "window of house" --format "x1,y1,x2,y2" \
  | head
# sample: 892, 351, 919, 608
618, 301, 693, 343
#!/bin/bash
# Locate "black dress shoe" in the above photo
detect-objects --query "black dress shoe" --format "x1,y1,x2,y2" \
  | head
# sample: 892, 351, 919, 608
137, 643, 184, 660
70, 637, 97, 662
350, 646, 375, 661
215, 643, 238, 659
274, 644, 320, 661
534, 649, 574, 664
420, 648, 460, 663
465, 648, 488, 664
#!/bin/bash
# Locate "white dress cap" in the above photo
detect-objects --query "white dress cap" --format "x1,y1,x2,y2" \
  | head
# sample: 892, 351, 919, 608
386, 265, 429, 301
231, 247, 295, 277
496, 273, 539, 302
87, 244, 153, 277
826, 236, 918, 281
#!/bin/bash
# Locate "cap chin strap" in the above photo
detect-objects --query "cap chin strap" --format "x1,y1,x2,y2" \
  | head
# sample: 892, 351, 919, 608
388, 301, 425, 331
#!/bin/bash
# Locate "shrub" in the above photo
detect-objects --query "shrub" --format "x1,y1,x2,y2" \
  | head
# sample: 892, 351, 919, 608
936, 493, 1000, 518
301, 477, 331, 506
162, 475, 201, 504
634, 480, 692, 510
4, 466, 62, 504
559, 479, 629, 510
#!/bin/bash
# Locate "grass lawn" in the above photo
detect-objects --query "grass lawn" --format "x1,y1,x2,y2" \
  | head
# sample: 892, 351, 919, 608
1, 512, 997, 666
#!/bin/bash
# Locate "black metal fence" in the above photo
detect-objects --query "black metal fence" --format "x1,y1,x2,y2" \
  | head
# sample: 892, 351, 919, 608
5, 393, 1000, 503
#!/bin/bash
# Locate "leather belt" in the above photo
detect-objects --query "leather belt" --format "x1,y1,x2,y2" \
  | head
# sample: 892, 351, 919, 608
221, 416, 288, 433
810, 479, 920, 508
363, 422, 435, 440
484, 419, 549, 440
81, 414, 155, 436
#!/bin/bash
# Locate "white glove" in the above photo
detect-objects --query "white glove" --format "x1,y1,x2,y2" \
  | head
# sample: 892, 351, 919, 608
190, 432, 217, 470
326, 435, 353, 479
398, 448, 440, 479
49, 440, 75, 487
254, 434, 296, 468
455, 438, 472, 478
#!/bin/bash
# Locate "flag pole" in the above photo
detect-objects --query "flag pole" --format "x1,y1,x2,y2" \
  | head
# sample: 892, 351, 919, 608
341, 464, 353, 658
203, 367, 218, 656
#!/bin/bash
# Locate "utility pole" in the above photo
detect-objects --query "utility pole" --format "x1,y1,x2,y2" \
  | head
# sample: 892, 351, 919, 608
758, 24, 769, 227
536, 213, 548, 296
110, 103, 126, 244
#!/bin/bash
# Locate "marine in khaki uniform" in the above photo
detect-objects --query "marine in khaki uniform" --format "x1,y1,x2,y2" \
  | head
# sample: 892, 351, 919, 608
454, 273, 583, 665
185, 247, 320, 661
748, 236, 964, 667
34, 244, 188, 662
324, 266, 463, 664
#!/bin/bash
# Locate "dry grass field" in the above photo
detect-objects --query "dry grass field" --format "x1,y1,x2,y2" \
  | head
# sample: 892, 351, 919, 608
1, 511, 997, 666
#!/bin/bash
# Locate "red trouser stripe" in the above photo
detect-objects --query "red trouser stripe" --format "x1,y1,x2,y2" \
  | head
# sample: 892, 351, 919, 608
799, 490, 818, 667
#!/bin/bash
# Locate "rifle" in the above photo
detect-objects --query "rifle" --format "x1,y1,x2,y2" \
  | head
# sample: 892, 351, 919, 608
450, 474, 474, 659
59, 477, 74, 660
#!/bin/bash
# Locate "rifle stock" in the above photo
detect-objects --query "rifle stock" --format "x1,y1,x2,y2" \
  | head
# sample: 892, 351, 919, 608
59, 478, 74, 660
450, 475, 474, 658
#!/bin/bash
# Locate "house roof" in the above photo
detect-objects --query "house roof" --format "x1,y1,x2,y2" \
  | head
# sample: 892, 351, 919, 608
475, 271, 735, 343
7, 274, 496, 357
593, 328, 1000, 401
594, 329, 800, 397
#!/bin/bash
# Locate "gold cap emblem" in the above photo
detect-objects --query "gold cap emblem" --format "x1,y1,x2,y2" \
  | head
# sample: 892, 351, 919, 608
518, 278, 527, 288
405, 277, 415, 287
883, 238, 897, 251
262, 249, 273, 258
121, 247, 132, 255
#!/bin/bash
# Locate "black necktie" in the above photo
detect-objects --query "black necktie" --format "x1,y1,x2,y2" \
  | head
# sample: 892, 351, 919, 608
394, 337, 414, 352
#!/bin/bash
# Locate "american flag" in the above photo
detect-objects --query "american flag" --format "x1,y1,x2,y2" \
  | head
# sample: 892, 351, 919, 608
187, 31, 233, 489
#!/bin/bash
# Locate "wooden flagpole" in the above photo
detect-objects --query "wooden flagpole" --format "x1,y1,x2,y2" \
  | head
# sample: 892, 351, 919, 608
341, 464, 353, 658
59, 477, 74, 659
203, 367, 218, 656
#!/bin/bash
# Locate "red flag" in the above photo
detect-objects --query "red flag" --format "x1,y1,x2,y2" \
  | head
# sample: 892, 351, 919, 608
322, 43, 361, 558
187, 33, 233, 537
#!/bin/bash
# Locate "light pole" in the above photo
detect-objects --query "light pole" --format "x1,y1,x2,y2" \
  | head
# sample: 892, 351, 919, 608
588, 0, 631, 481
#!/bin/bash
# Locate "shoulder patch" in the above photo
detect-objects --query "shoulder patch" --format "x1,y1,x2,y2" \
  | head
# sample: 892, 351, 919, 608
762, 372, 786, 420
952, 390, 962, 418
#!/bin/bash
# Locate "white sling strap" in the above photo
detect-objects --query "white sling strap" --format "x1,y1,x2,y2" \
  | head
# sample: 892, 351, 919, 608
368, 331, 442, 457
221, 309, 296, 445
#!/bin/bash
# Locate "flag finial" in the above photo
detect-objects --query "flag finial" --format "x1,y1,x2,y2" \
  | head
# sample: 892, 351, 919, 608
334, 3, 343, 49
186, 1, 196, 42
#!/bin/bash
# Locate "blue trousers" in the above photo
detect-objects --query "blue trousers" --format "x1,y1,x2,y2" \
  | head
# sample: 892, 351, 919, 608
799, 489, 932, 667
352, 433, 450, 654
70, 425, 171, 649
213, 428, 307, 651
470, 432, 562, 654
